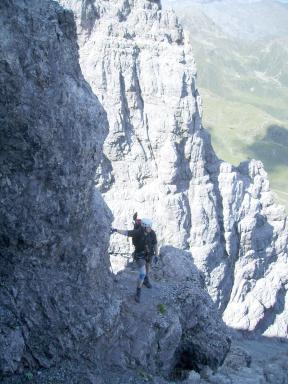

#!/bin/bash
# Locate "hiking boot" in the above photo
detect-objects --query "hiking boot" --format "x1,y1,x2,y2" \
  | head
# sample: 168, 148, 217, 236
135, 287, 141, 303
143, 276, 152, 289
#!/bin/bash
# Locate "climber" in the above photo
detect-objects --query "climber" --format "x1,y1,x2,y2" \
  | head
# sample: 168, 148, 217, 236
131, 213, 159, 263
110, 217, 158, 303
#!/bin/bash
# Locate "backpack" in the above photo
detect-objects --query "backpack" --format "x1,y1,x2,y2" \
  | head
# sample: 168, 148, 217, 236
132, 218, 142, 247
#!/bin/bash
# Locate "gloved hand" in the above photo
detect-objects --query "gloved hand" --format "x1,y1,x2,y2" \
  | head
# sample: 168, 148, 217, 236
153, 255, 159, 264
110, 227, 117, 234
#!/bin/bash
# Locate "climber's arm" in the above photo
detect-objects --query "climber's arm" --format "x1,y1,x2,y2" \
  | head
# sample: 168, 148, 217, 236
115, 229, 129, 236
111, 228, 140, 237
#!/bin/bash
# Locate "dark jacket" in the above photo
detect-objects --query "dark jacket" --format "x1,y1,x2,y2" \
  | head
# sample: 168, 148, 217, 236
127, 227, 157, 257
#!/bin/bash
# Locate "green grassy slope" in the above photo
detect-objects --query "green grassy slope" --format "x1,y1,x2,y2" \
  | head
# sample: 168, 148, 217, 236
171, 3, 288, 210
201, 89, 288, 207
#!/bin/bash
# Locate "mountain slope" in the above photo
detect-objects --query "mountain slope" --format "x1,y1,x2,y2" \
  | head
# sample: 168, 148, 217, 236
163, 0, 288, 209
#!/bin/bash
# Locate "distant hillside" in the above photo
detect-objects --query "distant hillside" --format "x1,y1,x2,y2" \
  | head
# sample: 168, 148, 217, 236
163, 0, 288, 209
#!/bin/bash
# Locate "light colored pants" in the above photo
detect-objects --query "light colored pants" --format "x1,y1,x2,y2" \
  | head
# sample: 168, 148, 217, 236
136, 258, 151, 288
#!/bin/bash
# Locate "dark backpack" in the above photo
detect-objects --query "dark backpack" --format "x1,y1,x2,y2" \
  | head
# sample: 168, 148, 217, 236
132, 219, 142, 247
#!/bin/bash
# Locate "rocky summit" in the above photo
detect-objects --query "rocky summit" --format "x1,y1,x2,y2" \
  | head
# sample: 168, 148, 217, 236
60, 0, 288, 338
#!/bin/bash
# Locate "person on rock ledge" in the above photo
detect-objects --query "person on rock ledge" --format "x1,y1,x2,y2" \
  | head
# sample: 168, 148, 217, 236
110, 217, 158, 303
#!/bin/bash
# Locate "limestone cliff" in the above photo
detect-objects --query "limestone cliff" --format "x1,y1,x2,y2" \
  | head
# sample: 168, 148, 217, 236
60, 0, 288, 337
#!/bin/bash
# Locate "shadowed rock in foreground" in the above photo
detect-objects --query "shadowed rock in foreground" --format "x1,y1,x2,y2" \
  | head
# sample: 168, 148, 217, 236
0, 0, 117, 374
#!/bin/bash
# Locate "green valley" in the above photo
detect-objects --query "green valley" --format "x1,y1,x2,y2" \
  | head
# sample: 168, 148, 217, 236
163, 0, 288, 209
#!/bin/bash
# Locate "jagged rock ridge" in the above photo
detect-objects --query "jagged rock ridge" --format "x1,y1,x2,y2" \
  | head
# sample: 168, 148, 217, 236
60, 0, 288, 337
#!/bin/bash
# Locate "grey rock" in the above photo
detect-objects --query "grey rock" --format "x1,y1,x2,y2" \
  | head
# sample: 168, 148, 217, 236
0, 328, 25, 374
107, 246, 230, 377
59, 0, 288, 337
187, 370, 201, 384
221, 346, 251, 371
209, 336, 288, 384
200, 366, 213, 380
264, 358, 288, 384
0, 0, 230, 379
0, 0, 118, 374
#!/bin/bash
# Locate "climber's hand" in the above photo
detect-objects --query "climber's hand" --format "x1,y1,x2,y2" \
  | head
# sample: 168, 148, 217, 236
110, 227, 117, 234
154, 255, 159, 264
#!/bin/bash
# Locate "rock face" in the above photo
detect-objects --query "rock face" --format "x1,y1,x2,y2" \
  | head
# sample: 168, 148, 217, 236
0, 0, 230, 379
1, 245, 231, 382
195, 337, 288, 384
106, 246, 230, 379
60, 0, 288, 337
0, 0, 118, 374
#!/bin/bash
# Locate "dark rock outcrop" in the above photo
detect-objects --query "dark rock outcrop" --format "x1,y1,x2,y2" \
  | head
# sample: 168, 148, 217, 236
0, 0, 118, 374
